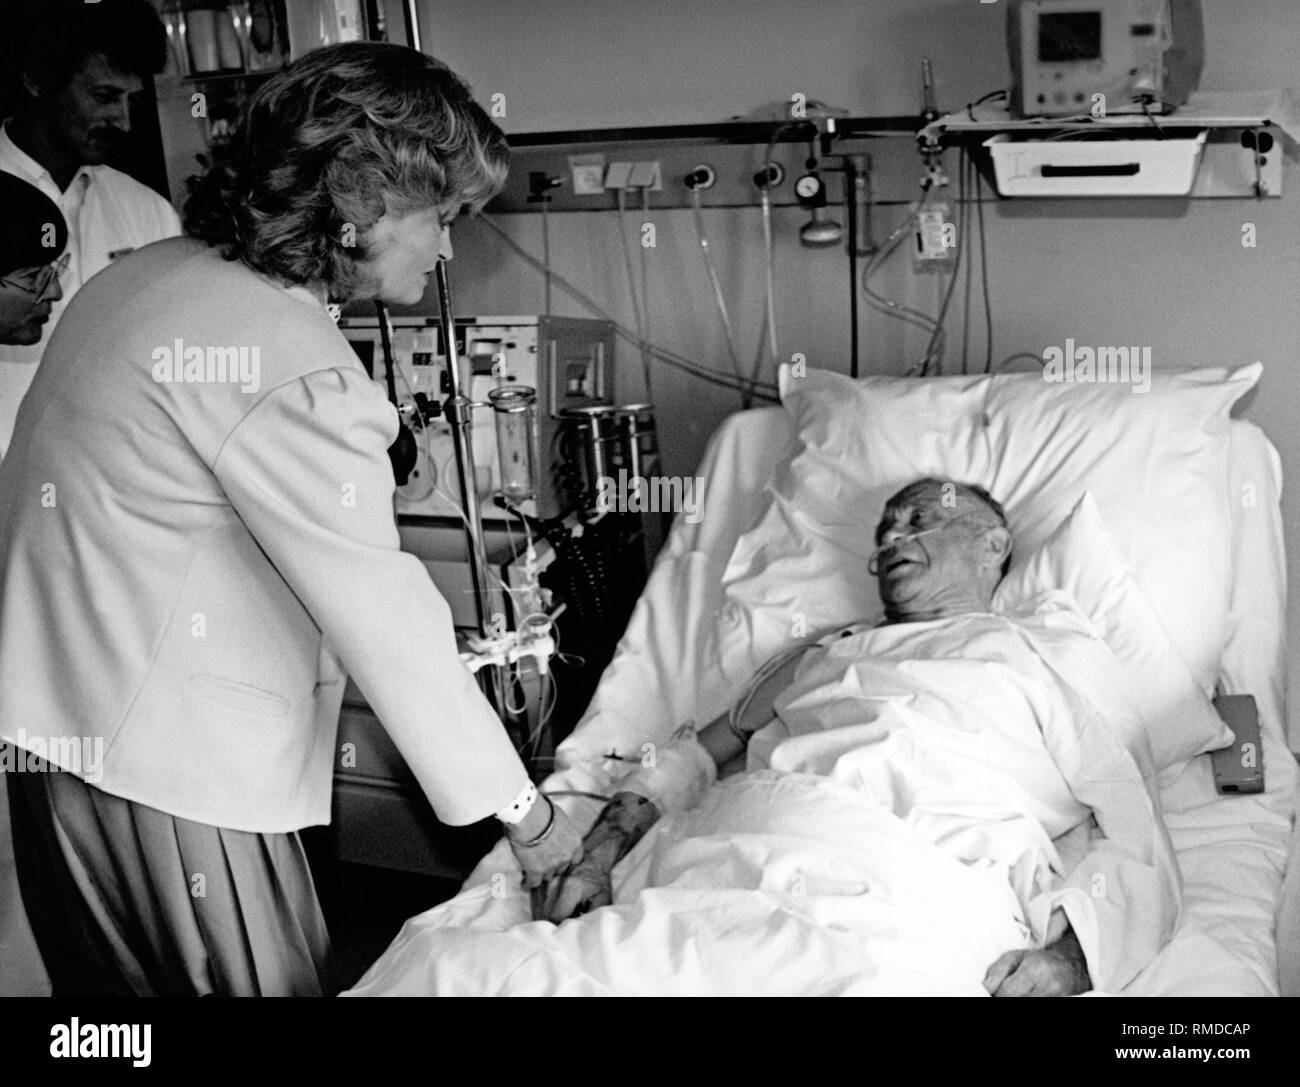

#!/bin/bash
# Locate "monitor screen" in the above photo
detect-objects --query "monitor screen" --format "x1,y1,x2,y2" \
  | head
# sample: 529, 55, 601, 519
1038, 11, 1103, 62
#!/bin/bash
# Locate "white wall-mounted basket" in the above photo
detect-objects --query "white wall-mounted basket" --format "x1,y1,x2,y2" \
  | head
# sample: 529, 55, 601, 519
985, 131, 1208, 197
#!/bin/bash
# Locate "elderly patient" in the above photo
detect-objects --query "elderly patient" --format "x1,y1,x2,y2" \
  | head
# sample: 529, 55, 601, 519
349, 479, 1180, 998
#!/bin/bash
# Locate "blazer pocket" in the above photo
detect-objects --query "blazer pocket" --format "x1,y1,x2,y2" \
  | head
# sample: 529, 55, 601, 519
190, 674, 292, 718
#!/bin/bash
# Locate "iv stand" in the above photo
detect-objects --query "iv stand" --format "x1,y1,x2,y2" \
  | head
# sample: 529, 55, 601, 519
433, 260, 496, 643
378, 260, 559, 762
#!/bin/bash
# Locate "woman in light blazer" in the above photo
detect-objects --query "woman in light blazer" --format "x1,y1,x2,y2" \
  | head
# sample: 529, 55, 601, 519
0, 42, 581, 996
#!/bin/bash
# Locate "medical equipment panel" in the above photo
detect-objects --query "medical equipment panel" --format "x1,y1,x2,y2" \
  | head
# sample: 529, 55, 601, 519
339, 315, 615, 520
1007, 0, 1204, 118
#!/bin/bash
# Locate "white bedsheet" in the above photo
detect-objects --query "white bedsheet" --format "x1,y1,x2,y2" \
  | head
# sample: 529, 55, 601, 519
346, 408, 1297, 997
348, 599, 1180, 996
345, 772, 1031, 996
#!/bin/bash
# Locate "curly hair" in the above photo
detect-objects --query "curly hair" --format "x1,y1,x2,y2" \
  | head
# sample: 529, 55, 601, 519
183, 43, 508, 300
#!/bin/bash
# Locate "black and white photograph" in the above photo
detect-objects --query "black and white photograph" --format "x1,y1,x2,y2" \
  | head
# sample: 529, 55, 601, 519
0, 0, 1295, 1061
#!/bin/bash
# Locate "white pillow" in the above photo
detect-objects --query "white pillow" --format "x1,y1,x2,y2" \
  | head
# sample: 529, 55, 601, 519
716, 363, 1259, 695
994, 492, 1232, 769
981, 366, 1258, 692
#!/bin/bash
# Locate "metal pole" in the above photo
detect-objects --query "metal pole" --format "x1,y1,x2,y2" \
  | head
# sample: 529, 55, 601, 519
403, 0, 422, 51
843, 156, 860, 379
434, 260, 494, 639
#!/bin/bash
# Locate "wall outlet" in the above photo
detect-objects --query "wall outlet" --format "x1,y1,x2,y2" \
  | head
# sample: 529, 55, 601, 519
627, 160, 662, 191
604, 161, 662, 191
604, 161, 633, 189
568, 153, 606, 196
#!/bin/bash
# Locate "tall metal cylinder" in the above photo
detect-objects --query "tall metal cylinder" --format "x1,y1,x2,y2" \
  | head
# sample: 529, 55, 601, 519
489, 385, 538, 505
559, 403, 618, 505
615, 403, 657, 481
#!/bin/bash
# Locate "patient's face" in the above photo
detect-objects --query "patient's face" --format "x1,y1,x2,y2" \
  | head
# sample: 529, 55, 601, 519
874, 486, 997, 621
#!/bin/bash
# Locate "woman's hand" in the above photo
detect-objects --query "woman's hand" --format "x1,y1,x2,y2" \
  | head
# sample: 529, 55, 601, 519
504, 794, 583, 890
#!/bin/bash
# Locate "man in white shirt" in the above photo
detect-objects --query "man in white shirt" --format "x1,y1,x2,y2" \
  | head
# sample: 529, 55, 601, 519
0, 0, 179, 997
0, 0, 181, 459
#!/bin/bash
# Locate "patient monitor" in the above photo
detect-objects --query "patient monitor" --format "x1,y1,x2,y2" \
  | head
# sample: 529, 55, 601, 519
1007, 0, 1204, 118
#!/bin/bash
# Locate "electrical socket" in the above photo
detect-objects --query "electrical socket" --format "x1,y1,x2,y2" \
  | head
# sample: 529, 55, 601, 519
604, 161, 633, 189
605, 160, 661, 191
568, 152, 606, 196
627, 160, 661, 191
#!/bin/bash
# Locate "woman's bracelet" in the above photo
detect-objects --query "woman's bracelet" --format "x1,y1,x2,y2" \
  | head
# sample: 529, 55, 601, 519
505, 794, 556, 848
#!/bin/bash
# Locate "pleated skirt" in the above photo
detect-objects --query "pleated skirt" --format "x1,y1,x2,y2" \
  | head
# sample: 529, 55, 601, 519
6, 748, 334, 996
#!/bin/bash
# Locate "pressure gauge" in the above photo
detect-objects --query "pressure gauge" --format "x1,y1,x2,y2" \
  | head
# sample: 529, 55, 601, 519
794, 172, 825, 206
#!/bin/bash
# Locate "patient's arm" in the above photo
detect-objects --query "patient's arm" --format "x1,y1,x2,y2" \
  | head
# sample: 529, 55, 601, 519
544, 648, 809, 923
983, 915, 1092, 997
698, 648, 808, 770
542, 791, 660, 921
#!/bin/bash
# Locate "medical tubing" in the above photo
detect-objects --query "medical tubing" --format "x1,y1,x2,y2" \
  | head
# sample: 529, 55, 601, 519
541, 198, 553, 318
525, 671, 556, 754
961, 148, 975, 373
479, 216, 778, 399
860, 200, 941, 332
758, 185, 779, 390
639, 186, 655, 403
393, 358, 437, 500
750, 305, 769, 390
431, 449, 542, 625
976, 167, 994, 373
861, 202, 943, 344
690, 187, 749, 407
727, 640, 823, 740
992, 352, 1049, 374
920, 169, 966, 376
845, 156, 862, 379
616, 189, 653, 400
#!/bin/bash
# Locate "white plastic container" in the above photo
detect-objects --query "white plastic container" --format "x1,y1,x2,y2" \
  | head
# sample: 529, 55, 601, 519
984, 130, 1208, 197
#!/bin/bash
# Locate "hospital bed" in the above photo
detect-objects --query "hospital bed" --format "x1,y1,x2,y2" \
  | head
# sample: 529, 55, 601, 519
349, 364, 1300, 997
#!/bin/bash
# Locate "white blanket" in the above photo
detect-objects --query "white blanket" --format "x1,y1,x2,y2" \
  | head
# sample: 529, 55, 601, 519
346, 599, 1180, 997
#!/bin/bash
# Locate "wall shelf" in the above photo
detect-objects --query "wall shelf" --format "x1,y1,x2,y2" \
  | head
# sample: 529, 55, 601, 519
923, 91, 1298, 198
508, 116, 921, 149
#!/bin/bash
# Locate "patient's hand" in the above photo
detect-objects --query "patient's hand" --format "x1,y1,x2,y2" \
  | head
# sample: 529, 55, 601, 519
542, 851, 616, 922
983, 927, 1091, 996
539, 791, 661, 923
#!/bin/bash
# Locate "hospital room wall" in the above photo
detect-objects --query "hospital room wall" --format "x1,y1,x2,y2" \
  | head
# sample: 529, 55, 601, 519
420, 0, 1300, 749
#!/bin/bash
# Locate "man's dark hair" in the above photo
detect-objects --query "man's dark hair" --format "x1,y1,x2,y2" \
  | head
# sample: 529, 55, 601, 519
3, 0, 168, 97
0, 174, 69, 275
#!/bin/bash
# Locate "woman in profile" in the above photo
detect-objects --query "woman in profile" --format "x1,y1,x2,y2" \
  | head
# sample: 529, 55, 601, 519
0, 42, 579, 997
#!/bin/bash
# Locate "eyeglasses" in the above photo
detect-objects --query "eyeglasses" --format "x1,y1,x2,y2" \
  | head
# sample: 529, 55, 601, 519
0, 253, 70, 305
